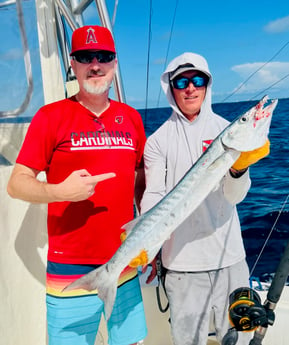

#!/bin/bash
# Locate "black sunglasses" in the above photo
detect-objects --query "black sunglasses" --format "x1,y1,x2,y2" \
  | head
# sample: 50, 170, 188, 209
171, 75, 209, 89
72, 51, 116, 64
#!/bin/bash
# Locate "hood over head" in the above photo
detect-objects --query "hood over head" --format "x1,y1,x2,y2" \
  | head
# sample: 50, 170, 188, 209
161, 52, 213, 118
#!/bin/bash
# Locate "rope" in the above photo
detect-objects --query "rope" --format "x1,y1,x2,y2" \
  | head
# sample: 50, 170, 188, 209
222, 40, 289, 103
143, 0, 179, 118
250, 73, 289, 101
143, 0, 153, 130
156, 0, 179, 109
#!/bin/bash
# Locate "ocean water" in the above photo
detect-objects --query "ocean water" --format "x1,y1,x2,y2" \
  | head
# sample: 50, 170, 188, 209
139, 97, 289, 281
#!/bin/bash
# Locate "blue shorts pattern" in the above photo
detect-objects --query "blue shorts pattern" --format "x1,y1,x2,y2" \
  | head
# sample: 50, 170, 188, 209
46, 262, 147, 345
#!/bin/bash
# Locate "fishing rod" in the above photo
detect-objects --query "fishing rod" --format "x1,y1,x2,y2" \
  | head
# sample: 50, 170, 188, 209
249, 229, 289, 345
222, 230, 289, 345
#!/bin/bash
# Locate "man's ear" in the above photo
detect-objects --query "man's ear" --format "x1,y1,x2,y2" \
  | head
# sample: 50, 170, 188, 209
70, 59, 76, 74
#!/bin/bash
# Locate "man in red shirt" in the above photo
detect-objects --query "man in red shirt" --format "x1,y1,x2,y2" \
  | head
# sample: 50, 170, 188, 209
7, 25, 147, 345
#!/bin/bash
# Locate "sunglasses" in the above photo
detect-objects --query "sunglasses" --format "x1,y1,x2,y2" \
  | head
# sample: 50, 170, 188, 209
171, 75, 209, 89
72, 51, 116, 64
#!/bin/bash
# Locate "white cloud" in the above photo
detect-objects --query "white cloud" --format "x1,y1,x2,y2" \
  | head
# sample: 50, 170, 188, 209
231, 62, 289, 94
264, 16, 289, 33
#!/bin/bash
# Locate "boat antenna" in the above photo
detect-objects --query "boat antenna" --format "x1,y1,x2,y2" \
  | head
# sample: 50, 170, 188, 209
221, 40, 289, 103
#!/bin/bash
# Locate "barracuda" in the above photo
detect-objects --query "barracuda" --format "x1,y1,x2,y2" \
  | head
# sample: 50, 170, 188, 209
63, 95, 278, 319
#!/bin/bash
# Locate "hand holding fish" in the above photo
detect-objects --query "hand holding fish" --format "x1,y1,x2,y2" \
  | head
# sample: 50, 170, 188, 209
57, 169, 116, 201
232, 139, 270, 171
120, 231, 149, 267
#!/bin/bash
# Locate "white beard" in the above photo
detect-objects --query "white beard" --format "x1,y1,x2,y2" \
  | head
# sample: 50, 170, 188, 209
83, 80, 111, 95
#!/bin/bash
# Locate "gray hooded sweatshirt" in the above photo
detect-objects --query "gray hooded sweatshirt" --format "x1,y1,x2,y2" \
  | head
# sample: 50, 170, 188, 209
140, 52, 251, 271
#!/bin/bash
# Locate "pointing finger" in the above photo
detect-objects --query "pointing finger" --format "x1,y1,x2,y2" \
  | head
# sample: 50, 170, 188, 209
89, 172, 116, 185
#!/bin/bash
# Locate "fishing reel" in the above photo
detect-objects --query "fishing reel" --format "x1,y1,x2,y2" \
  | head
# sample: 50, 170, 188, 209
228, 287, 268, 332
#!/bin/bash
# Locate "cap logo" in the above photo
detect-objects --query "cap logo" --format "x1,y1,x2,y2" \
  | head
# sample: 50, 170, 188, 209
86, 28, 97, 45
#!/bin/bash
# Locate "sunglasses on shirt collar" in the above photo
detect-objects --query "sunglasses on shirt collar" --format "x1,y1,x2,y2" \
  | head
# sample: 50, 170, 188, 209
171, 74, 209, 89
72, 50, 116, 64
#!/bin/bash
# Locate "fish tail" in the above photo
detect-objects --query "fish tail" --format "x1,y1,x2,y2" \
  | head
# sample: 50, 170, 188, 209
62, 264, 118, 320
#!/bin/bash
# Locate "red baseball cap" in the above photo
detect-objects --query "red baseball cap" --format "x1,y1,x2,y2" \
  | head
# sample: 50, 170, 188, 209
70, 25, 116, 55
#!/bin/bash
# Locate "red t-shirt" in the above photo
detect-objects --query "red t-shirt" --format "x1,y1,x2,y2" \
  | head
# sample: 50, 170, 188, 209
16, 97, 146, 264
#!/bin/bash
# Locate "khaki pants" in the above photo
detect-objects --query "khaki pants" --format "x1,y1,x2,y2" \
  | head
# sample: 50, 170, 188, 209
165, 260, 252, 345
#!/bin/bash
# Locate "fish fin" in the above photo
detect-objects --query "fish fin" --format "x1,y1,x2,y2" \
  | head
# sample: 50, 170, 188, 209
146, 245, 163, 264
121, 215, 144, 236
62, 264, 118, 320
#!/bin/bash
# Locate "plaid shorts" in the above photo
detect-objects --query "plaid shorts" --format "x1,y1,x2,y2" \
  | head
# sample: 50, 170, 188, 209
46, 261, 147, 345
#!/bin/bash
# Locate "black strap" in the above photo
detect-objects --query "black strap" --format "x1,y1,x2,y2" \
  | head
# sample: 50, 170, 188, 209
155, 257, 169, 313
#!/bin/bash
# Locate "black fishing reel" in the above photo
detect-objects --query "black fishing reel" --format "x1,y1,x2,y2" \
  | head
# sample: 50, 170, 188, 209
228, 287, 268, 332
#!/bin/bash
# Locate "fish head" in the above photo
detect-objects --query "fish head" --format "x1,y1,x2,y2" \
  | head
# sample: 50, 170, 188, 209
221, 95, 278, 152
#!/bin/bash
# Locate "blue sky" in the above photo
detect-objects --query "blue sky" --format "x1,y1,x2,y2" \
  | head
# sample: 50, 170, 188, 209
105, 0, 289, 108
0, 0, 289, 115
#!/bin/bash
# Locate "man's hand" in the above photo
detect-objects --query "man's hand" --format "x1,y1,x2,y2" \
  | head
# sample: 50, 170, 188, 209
232, 139, 270, 171
120, 231, 149, 268
57, 170, 116, 201
7, 164, 116, 204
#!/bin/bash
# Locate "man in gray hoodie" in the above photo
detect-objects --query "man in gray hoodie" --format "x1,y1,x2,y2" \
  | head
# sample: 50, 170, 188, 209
140, 52, 269, 345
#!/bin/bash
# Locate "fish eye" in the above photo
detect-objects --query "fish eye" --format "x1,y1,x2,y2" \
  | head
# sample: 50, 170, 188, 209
240, 116, 247, 123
